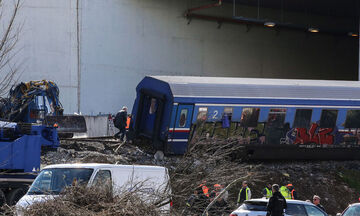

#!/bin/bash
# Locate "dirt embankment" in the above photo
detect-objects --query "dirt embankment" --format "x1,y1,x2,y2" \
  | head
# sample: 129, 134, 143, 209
41, 138, 360, 215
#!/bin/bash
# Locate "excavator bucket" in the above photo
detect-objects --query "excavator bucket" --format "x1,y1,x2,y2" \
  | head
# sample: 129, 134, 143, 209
45, 115, 87, 134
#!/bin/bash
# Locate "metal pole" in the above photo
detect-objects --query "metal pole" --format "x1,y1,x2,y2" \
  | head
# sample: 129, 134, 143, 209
76, 0, 81, 114
233, 0, 236, 17
281, 0, 284, 22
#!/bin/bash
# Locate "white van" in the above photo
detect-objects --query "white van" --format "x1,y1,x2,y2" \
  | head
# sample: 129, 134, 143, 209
16, 163, 171, 215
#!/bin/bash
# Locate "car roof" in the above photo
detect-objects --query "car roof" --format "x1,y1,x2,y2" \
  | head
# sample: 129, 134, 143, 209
348, 203, 360, 207
246, 198, 316, 206
43, 163, 167, 171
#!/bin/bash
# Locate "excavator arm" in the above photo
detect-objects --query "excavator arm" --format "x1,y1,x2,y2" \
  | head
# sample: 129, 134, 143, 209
1, 80, 86, 136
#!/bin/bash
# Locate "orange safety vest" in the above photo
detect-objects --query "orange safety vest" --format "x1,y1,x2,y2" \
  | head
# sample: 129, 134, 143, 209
291, 189, 296, 199
200, 184, 209, 197
126, 117, 131, 129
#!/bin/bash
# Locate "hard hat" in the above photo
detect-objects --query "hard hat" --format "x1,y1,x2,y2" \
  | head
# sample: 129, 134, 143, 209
286, 184, 293, 187
214, 184, 221, 188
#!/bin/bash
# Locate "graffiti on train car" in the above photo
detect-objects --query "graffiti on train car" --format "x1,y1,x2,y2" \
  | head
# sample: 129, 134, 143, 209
192, 107, 360, 147
286, 123, 346, 145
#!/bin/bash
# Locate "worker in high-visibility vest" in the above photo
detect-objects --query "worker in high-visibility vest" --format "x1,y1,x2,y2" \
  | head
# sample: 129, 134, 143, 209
125, 114, 132, 129
237, 181, 251, 204
113, 106, 127, 142
286, 184, 297, 200
280, 185, 292, 200
263, 183, 273, 198
199, 180, 209, 197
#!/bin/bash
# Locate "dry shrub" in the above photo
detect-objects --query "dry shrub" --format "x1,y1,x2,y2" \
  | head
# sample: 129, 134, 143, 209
170, 134, 263, 215
23, 184, 163, 216
170, 132, 360, 215
1, 204, 16, 215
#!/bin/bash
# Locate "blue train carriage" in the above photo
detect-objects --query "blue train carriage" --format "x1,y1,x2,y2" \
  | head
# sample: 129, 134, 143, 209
132, 76, 360, 160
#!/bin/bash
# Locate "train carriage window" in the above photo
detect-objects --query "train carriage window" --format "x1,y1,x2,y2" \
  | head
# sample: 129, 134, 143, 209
223, 107, 233, 128
267, 108, 287, 128
179, 109, 188, 128
213, 107, 233, 138
192, 107, 212, 139
293, 109, 312, 128
265, 108, 287, 145
345, 110, 360, 128
197, 107, 208, 121
320, 109, 338, 128
149, 98, 157, 114
241, 108, 260, 127
224, 107, 233, 115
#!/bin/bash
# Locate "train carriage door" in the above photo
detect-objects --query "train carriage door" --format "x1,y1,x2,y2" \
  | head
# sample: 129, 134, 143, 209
170, 104, 194, 154
135, 90, 166, 150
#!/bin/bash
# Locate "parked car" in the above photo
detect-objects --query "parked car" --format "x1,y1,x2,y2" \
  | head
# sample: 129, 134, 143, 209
336, 203, 360, 216
230, 198, 328, 216
15, 163, 171, 215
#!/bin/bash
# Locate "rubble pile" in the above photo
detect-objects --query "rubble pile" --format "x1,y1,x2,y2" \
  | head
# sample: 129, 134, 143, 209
40, 137, 360, 215
42, 139, 180, 167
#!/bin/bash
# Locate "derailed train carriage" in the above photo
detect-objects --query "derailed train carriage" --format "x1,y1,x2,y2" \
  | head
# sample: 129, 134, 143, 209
131, 76, 360, 160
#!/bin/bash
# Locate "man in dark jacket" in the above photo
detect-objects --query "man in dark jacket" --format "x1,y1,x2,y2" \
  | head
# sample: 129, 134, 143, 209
114, 106, 127, 141
313, 195, 325, 212
266, 184, 287, 216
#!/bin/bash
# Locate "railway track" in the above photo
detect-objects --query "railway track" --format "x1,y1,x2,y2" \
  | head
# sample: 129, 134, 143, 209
61, 136, 121, 144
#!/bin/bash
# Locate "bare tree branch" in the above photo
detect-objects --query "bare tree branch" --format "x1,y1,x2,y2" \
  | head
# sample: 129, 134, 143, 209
0, 0, 22, 96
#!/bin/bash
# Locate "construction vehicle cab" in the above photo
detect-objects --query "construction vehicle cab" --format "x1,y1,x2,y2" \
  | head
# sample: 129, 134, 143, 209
0, 121, 59, 206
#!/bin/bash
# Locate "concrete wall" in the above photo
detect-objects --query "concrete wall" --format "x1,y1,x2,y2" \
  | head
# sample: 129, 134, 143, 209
76, 115, 113, 137
3, 0, 79, 113
3, 0, 358, 115
80, 0, 358, 114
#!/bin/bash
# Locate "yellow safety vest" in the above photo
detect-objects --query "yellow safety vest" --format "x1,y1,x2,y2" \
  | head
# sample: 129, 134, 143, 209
237, 187, 250, 203
265, 187, 273, 198
280, 186, 291, 200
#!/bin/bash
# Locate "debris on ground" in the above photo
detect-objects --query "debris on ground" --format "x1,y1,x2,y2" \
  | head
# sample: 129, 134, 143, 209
38, 136, 360, 215
22, 185, 162, 216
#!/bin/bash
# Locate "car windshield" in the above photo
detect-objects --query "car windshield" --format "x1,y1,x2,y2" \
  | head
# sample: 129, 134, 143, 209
28, 168, 94, 195
343, 205, 360, 216
239, 201, 267, 211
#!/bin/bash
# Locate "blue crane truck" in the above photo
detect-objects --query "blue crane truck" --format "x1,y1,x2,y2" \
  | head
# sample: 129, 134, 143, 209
0, 121, 59, 205
0, 80, 86, 205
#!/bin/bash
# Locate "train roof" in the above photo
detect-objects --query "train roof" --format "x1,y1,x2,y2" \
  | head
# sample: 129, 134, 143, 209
146, 76, 360, 100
